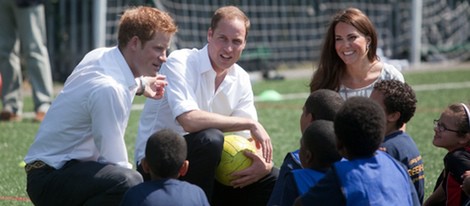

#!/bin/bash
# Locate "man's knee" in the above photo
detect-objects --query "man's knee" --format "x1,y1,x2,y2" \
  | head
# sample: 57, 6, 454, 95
187, 128, 224, 153
201, 128, 224, 149
119, 169, 143, 188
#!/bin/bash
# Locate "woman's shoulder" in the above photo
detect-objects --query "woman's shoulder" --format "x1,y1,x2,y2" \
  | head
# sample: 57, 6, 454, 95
380, 62, 405, 82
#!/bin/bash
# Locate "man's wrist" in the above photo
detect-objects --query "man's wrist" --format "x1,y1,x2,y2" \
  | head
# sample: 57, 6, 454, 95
136, 76, 147, 96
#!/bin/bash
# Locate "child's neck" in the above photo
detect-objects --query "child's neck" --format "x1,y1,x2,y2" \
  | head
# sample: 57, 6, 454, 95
385, 128, 402, 137
385, 120, 401, 136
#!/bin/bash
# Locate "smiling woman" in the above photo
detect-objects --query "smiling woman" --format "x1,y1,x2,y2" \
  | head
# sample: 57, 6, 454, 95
309, 7, 404, 100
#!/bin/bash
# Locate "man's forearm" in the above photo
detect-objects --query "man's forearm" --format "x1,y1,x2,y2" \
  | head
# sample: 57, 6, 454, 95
177, 110, 255, 133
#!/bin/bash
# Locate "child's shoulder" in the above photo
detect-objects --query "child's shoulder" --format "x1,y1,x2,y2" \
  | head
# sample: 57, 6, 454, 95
383, 131, 418, 149
445, 147, 470, 164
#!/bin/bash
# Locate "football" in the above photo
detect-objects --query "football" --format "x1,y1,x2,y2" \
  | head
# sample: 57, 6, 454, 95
215, 134, 256, 186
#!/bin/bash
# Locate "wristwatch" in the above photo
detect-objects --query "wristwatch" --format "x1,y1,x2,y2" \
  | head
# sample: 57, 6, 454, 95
136, 76, 147, 96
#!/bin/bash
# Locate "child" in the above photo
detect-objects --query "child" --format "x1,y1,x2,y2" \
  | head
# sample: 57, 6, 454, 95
424, 103, 470, 206
370, 80, 425, 203
294, 97, 419, 206
120, 129, 209, 206
279, 120, 341, 206
268, 89, 344, 206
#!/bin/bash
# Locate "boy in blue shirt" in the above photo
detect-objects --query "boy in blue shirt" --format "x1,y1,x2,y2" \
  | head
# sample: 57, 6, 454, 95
279, 120, 341, 206
121, 129, 209, 206
268, 89, 344, 205
370, 80, 425, 203
294, 97, 419, 206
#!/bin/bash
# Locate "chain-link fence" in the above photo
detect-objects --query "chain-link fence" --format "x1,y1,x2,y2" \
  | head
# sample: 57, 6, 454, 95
44, 0, 470, 81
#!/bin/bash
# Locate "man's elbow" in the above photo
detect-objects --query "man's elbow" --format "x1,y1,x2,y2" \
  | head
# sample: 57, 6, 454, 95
177, 113, 200, 133
180, 123, 200, 133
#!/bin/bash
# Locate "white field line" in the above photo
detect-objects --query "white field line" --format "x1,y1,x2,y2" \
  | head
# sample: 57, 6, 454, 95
411, 81, 470, 91
254, 81, 470, 102
23, 81, 470, 118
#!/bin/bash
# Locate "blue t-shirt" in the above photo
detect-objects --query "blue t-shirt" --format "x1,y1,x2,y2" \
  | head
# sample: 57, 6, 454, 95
267, 150, 302, 206
300, 151, 420, 206
280, 168, 325, 206
379, 130, 425, 204
120, 178, 209, 206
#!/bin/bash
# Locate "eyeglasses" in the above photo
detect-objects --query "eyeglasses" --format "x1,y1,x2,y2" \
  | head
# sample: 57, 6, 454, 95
434, 119, 460, 133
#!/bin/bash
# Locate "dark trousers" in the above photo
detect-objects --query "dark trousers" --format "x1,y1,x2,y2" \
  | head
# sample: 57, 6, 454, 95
26, 160, 143, 206
137, 128, 278, 205
180, 128, 225, 200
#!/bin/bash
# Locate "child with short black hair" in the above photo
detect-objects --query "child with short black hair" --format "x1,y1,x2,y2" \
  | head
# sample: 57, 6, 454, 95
279, 120, 341, 206
268, 89, 344, 206
120, 129, 209, 206
370, 79, 425, 203
424, 103, 470, 206
294, 97, 419, 206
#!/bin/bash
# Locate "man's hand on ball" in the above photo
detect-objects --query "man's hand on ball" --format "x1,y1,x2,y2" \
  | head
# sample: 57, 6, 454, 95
229, 150, 273, 188
249, 122, 273, 163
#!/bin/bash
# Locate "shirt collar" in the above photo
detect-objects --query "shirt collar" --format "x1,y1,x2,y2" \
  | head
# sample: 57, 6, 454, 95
199, 44, 237, 83
112, 47, 138, 90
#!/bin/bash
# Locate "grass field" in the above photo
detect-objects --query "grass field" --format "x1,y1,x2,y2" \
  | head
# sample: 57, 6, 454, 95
1, 67, 470, 205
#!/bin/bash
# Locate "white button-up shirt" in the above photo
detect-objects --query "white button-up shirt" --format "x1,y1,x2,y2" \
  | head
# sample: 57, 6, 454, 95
25, 47, 137, 169
135, 45, 257, 164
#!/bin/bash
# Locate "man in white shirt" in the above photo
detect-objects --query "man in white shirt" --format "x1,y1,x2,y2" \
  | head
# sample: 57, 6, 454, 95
23, 6, 177, 206
135, 6, 278, 206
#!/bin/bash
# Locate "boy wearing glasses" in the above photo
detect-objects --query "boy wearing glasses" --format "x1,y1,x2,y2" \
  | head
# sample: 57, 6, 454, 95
425, 103, 470, 205
370, 80, 424, 204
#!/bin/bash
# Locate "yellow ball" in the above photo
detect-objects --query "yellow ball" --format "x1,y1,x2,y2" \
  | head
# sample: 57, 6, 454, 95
215, 135, 256, 186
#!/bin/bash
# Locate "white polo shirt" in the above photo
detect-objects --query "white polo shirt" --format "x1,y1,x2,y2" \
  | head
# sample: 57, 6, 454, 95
135, 45, 257, 164
25, 47, 137, 169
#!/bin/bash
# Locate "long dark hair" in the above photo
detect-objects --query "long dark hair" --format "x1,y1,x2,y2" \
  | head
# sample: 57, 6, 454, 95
310, 8, 378, 92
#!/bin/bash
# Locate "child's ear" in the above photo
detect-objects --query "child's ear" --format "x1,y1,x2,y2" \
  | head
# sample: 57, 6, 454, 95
142, 158, 151, 173
462, 133, 470, 145
387, 111, 400, 123
178, 160, 189, 177
305, 150, 314, 165
307, 113, 314, 123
